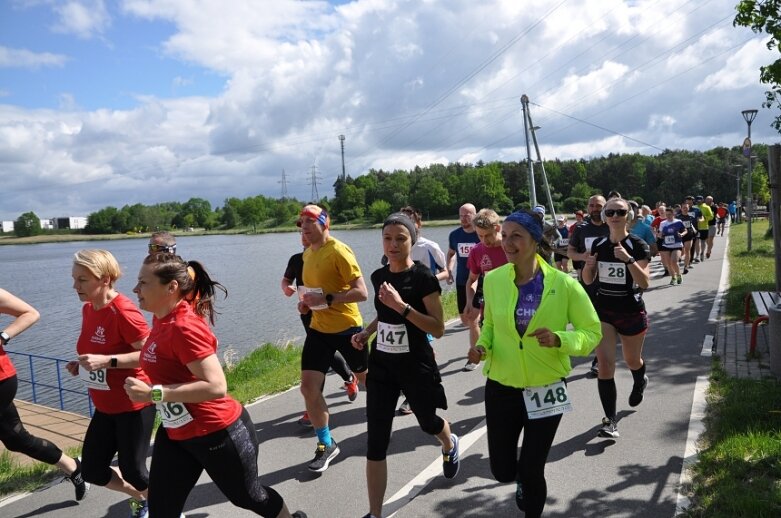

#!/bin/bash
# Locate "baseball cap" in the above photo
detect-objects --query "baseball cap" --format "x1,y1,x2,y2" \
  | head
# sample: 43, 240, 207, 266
532, 205, 546, 216
297, 204, 330, 228
556, 215, 566, 222
695, 195, 704, 202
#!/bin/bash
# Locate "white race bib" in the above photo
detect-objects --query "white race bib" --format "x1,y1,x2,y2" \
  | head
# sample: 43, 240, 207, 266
523, 380, 572, 419
664, 235, 676, 245
157, 402, 194, 429
299, 286, 328, 310
557, 238, 569, 248
375, 322, 410, 354
584, 237, 597, 253
598, 261, 627, 285
78, 367, 109, 391
457, 242, 476, 258
683, 220, 692, 228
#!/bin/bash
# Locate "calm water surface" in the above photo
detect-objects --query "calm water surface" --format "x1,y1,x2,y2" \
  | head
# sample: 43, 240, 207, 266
1, 227, 455, 364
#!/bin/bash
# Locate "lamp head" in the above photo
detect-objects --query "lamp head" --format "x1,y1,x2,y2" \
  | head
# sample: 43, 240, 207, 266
741, 109, 758, 124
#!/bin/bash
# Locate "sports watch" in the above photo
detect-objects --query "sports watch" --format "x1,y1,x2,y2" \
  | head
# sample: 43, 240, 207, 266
151, 385, 164, 403
109, 357, 118, 368
325, 293, 334, 307
0, 331, 10, 346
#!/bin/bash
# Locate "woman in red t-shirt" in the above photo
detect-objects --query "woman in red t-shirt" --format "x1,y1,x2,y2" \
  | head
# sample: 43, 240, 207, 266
124, 253, 306, 518
0, 288, 88, 502
65, 249, 154, 516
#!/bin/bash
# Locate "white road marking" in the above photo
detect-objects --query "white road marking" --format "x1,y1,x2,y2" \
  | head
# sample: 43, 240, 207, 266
384, 418, 488, 517
675, 375, 709, 516
708, 228, 730, 323
700, 335, 714, 357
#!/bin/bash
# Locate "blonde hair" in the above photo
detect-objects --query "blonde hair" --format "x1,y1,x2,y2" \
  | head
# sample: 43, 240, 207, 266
73, 249, 122, 287
472, 208, 501, 229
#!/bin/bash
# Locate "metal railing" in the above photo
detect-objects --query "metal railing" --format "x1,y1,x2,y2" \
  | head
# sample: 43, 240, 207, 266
5, 349, 93, 416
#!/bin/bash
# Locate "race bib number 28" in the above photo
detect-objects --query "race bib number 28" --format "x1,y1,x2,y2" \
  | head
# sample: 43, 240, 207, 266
598, 261, 627, 285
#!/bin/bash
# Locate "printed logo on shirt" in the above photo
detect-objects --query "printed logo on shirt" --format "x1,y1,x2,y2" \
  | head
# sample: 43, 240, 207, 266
479, 254, 493, 272
144, 342, 158, 363
90, 326, 106, 345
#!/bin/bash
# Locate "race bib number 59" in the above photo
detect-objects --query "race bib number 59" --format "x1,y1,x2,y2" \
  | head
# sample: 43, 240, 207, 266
523, 380, 572, 419
78, 367, 109, 391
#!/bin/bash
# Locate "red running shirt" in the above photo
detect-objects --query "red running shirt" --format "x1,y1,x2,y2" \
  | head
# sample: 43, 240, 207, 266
0, 344, 16, 381
140, 300, 241, 440
76, 293, 151, 413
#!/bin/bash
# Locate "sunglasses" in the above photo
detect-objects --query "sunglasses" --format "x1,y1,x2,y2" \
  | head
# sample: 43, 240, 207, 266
604, 209, 628, 217
148, 243, 176, 253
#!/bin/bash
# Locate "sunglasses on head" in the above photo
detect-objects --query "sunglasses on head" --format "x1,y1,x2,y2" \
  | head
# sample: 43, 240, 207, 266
604, 209, 628, 217
148, 243, 176, 253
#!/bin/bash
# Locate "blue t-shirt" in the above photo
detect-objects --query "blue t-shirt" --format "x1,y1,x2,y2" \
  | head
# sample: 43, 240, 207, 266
630, 220, 655, 246
448, 227, 480, 286
659, 219, 685, 248
515, 270, 544, 338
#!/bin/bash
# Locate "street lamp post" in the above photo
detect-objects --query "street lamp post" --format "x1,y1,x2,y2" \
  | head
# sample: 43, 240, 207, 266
731, 164, 743, 223
742, 109, 758, 251
338, 134, 346, 181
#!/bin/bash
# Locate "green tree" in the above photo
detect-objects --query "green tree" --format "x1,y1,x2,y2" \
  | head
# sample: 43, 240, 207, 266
409, 175, 449, 216
85, 207, 118, 234
734, 1, 781, 132
14, 212, 42, 237
368, 200, 391, 223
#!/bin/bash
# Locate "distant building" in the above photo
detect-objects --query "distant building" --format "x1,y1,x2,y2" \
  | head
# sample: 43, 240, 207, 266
1, 221, 13, 233
41, 219, 55, 230
53, 217, 88, 230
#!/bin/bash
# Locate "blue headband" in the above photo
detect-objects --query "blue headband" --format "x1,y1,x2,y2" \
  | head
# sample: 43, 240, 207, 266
504, 211, 543, 243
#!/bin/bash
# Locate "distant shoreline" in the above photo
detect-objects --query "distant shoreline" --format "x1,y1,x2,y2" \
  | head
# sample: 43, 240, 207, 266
0, 220, 460, 246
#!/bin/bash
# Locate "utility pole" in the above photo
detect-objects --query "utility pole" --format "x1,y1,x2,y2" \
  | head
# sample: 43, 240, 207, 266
309, 165, 322, 202
339, 135, 346, 181
768, 145, 781, 293
520, 95, 537, 208
279, 169, 288, 199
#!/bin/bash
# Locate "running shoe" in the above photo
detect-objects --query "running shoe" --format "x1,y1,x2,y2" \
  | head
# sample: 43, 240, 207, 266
669, 277, 676, 286
683, 268, 689, 274
298, 411, 312, 428
65, 457, 89, 501
291, 512, 308, 518
692, 258, 700, 264
598, 417, 619, 438
515, 481, 526, 511
462, 361, 478, 372
442, 434, 460, 479
129, 498, 149, 518
345, 376, 359, 402
628, 375, 649, 407
398, 399, 413, 415
676, 275, 682, 285
706, 252, 711, 259
589, 358, 599, 377
308, 440, 340, 472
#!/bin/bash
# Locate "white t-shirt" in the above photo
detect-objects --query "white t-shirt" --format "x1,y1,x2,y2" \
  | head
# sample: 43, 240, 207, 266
412, 236, 447, 273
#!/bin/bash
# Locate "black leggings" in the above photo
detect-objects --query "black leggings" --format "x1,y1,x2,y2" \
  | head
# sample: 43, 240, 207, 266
81, 405, 155, 489
149, 408, 284, 518
485, 378, 563, 518
0, 375, 63, 465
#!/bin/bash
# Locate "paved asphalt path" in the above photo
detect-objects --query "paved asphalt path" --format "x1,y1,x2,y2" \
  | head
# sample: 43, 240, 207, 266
1, 235, 727, 518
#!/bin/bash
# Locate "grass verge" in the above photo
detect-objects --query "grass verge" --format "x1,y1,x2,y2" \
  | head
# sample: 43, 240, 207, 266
682, 362, 781, 517
682, 220, 781, 517
724, 220, 776, 319
0, 447, 82, 499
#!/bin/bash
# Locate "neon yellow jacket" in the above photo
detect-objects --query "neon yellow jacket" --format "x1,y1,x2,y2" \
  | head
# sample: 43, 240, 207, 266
477, 255, 601, 388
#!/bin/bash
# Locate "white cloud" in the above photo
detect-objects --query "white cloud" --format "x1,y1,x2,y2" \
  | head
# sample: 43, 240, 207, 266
0, 46, 68, 69
51, 0, 111, 39
0, 0, 776, 220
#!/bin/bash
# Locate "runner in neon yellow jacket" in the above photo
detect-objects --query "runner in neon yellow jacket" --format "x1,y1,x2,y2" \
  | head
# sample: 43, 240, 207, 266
477, 255, 602, 388
468, 210, 601, 518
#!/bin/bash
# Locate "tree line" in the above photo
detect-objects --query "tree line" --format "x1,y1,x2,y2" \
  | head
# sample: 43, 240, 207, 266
7, 146, 771, 237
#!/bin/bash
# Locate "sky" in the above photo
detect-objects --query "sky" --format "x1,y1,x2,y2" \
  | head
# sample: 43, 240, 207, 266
0, 0, 776, 221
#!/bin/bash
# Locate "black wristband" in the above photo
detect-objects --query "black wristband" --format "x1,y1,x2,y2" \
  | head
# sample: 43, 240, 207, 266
626, 257, 636, 265
110, 357, 118, 368
402, 304, 412, 318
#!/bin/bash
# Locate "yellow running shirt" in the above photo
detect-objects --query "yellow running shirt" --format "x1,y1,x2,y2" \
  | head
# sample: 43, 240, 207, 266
302, 236, 363, 333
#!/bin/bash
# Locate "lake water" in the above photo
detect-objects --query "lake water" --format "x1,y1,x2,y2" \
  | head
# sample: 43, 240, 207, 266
0, 226, 456, 365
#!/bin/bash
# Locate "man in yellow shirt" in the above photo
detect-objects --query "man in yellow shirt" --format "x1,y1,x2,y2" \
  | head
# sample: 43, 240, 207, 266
297, 204, 368, 473
695, 196, 714, 262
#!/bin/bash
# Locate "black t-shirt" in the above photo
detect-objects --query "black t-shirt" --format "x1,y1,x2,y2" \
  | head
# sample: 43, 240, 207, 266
676, 213, 698, 240
590, 234, 650, 312
284, 252, 304, 287
569, 220, 610, 270
369, 262, 441, 374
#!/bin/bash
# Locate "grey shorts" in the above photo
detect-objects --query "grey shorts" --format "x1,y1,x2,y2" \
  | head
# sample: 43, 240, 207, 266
708, 226, 716, 238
